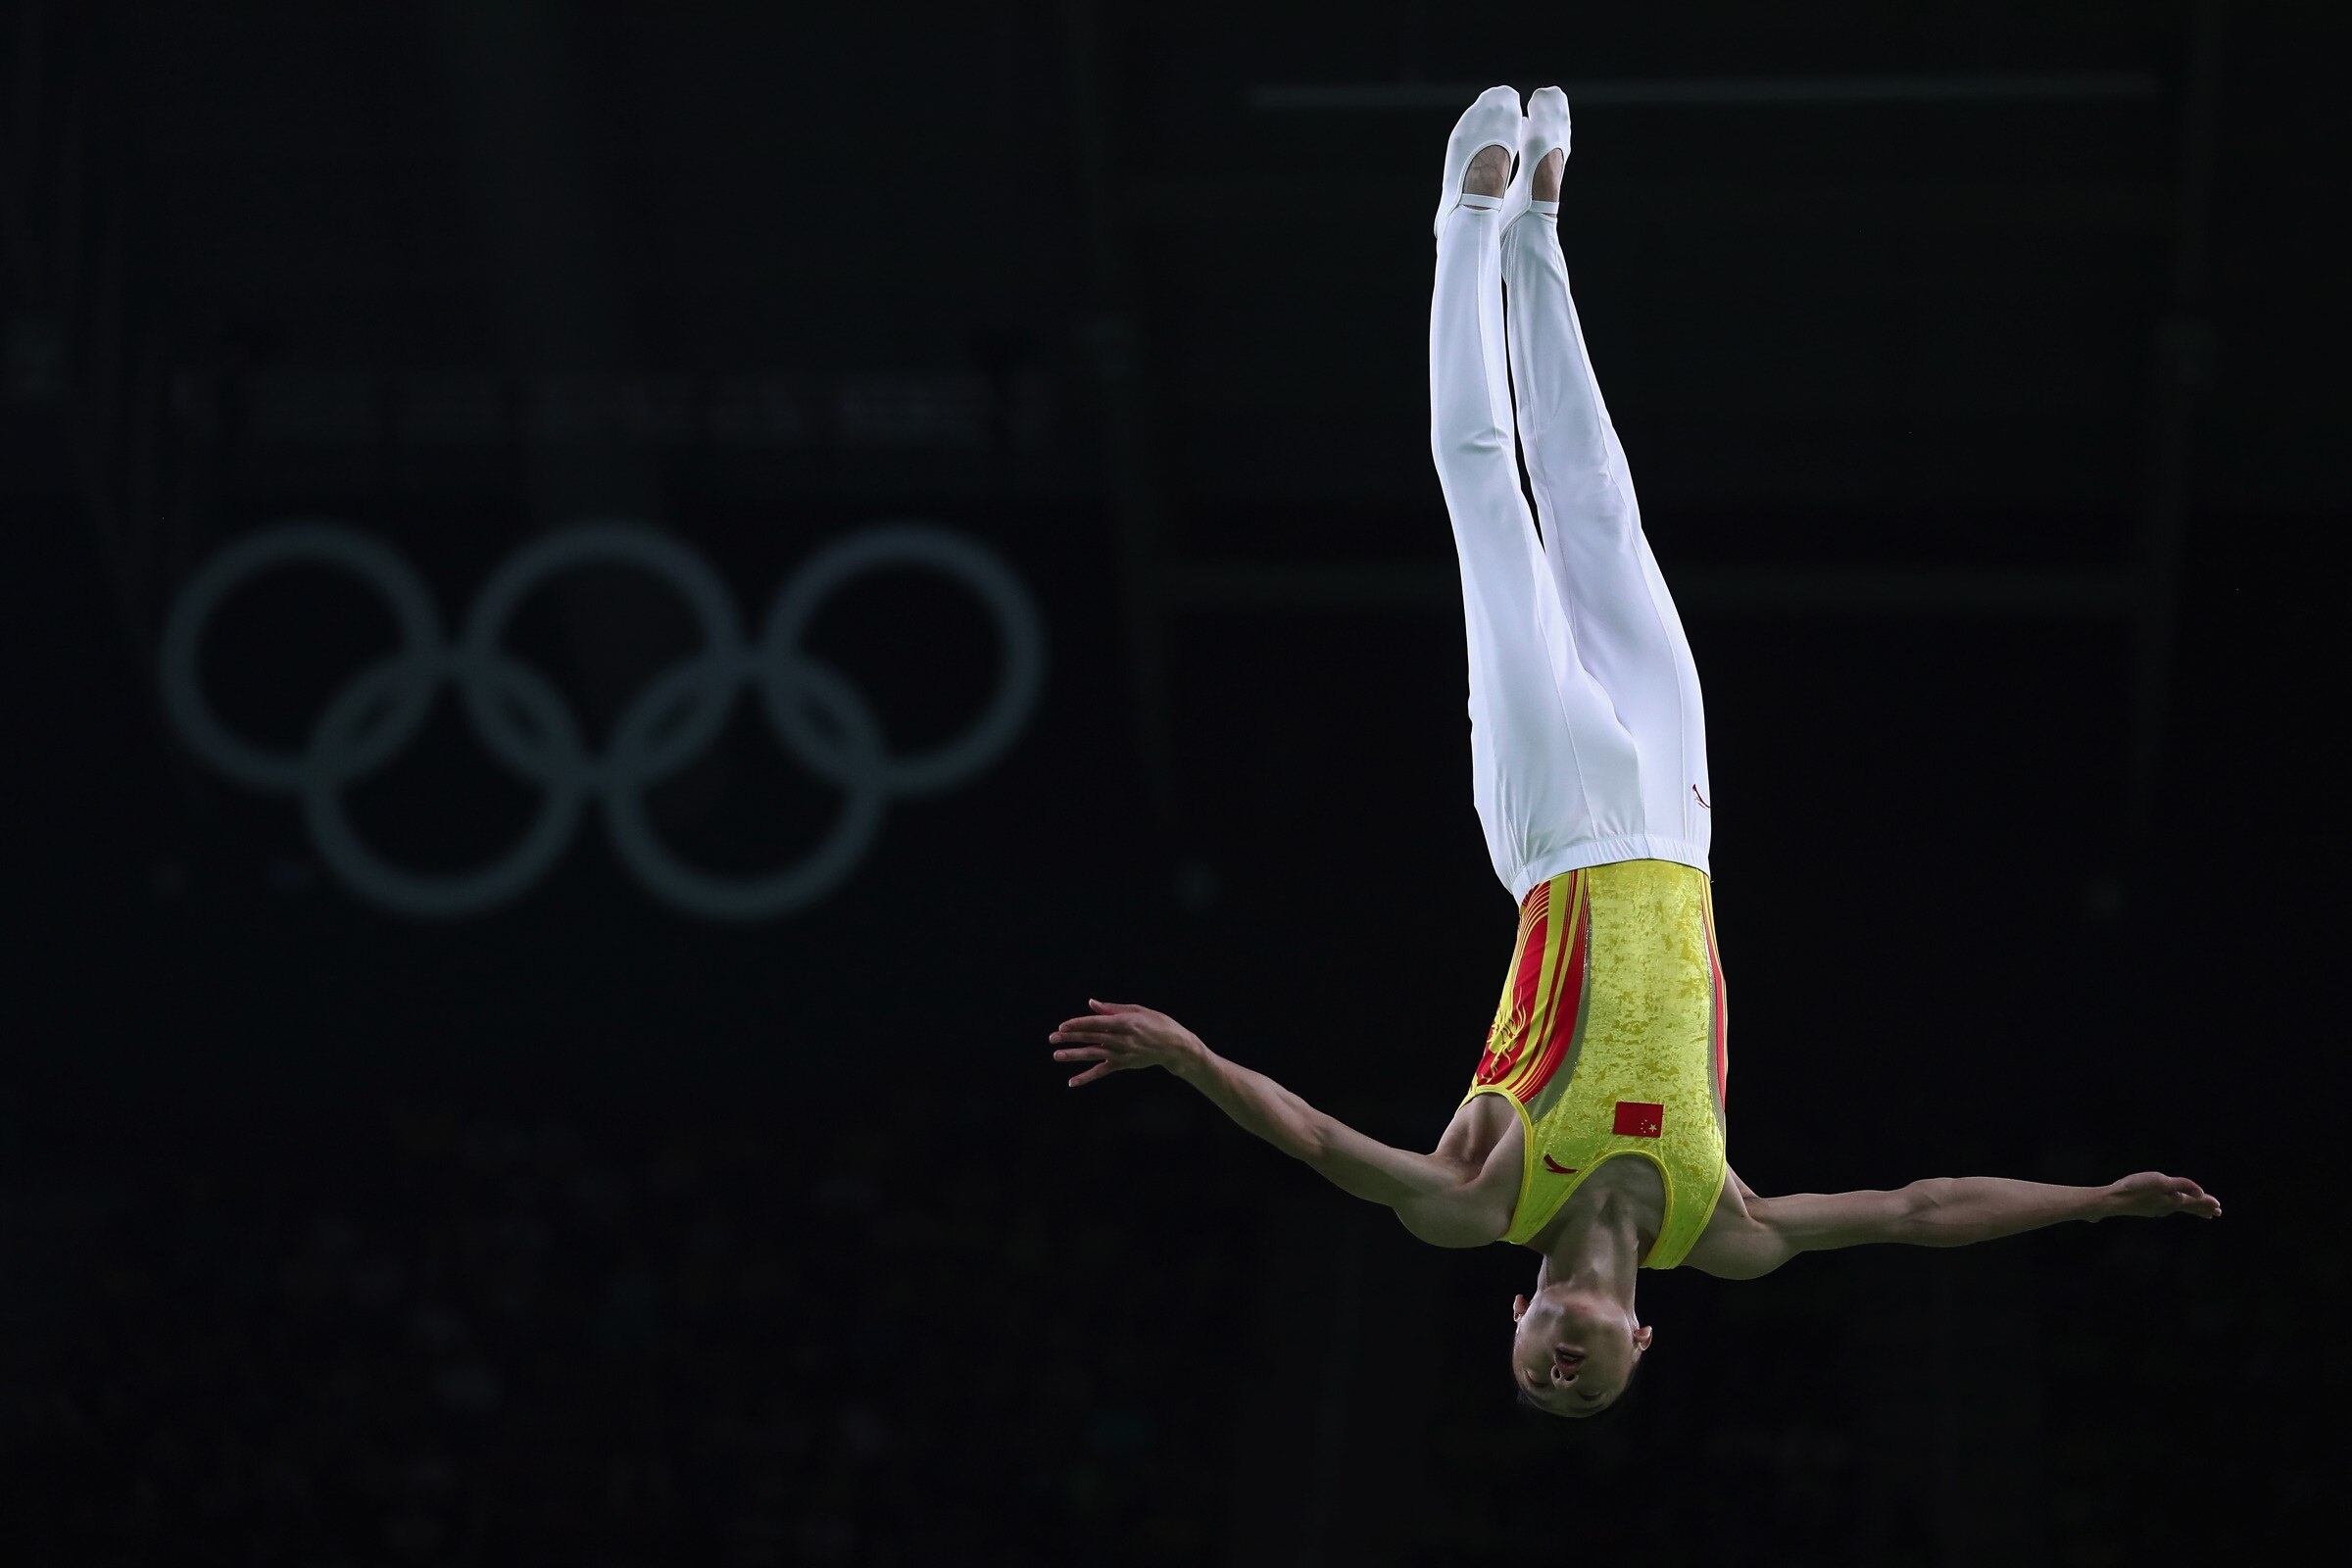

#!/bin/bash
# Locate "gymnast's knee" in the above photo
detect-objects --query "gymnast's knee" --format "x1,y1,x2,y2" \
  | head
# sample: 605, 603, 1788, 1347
1430, 419, 1515, 480
1533, 466, 1635, 535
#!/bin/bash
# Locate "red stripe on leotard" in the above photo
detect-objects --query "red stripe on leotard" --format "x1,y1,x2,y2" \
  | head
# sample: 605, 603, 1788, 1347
1702, 885, 1729, 1112
1516, 883, 1588, 1102
1470, 870, 1588, 1103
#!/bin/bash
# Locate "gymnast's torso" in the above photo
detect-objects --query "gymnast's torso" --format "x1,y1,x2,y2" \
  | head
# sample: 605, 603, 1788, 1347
1432, 860, 1732, 1265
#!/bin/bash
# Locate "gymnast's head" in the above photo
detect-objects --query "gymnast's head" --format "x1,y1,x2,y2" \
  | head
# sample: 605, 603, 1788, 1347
1510, 1285, 1650, 1418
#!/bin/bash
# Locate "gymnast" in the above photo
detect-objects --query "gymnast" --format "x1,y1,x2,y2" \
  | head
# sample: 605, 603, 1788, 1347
1048, 85, 2219, 1417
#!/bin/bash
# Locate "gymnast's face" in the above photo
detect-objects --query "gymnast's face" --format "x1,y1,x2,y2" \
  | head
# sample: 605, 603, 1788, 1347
1511, 1289, 1651, 1417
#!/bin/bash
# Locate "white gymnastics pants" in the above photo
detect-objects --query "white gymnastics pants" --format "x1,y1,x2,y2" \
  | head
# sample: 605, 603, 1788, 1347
1431, 195, 1712, 905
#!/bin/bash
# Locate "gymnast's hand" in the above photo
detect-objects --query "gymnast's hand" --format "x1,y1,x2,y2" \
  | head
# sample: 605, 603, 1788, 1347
1050, 1000, 1207, 1087
2105, 1171, 2223, 1220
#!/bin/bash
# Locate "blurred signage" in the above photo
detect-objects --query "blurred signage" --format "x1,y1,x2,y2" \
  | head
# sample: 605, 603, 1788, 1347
158, 520, 1046, 920
175, 369, 1054, 451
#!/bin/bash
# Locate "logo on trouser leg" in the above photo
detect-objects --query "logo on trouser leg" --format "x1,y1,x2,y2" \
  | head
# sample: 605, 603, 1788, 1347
1691, 785, 1711, 809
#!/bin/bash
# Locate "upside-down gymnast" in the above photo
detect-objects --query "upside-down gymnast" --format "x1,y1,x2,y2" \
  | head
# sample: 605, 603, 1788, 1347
1048, 85, 2220, 1418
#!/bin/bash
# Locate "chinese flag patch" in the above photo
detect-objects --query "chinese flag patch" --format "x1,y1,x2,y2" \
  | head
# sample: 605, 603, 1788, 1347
1612, 1101, 1664, 1138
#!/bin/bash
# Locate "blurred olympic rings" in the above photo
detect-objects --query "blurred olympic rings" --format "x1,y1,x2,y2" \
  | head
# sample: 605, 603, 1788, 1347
159, 520, 1046, 920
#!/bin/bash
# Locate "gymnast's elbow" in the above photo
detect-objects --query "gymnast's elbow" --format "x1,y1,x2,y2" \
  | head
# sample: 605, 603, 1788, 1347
1898, 1178, 1963, 1245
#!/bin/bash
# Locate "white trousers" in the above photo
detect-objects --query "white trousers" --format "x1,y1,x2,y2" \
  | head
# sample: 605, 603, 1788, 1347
1431, 196, 1711, 904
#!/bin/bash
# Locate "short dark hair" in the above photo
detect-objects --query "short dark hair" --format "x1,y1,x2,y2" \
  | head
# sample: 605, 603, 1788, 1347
1513, 1354, 1642, 1422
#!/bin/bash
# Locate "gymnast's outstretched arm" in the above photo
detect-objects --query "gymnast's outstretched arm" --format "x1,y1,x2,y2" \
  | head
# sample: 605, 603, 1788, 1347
1050, 1000, 1510, 1247
1683, 1168, 2223, 1279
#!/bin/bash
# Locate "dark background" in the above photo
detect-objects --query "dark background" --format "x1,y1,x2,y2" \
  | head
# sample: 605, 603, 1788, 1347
4, 2, 2343, 1564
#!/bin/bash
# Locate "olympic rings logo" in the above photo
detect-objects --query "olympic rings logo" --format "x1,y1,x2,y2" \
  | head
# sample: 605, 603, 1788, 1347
159, 520, 1046, 920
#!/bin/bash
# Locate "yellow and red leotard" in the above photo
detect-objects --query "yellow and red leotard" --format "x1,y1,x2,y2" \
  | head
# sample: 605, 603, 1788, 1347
1461, 859, 1729, 1263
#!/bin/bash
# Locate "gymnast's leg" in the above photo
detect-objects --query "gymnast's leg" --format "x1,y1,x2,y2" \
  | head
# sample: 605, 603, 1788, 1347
1431, 88, 1640, 904
1500, 88, 1712, 868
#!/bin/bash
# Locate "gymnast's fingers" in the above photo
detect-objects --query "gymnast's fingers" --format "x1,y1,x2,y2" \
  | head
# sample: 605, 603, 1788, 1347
1066, 1061, 1114, 1087
1052, 1047, 1110, 1062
